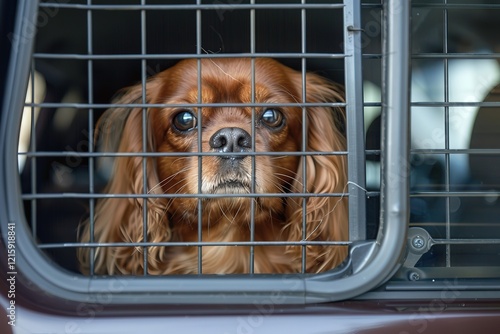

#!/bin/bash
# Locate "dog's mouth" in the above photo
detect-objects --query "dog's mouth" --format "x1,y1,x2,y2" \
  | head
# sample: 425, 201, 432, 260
209, 179, 251, 194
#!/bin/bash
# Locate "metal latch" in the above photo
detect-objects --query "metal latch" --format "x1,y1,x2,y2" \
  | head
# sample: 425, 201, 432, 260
399, 227, 433, 281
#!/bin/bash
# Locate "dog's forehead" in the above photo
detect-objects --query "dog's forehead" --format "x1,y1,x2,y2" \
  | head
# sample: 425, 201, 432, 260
204, 60, 294, 87
177, 73, 279, 104
161, 58, 302, 118
198, 58, 285, 76
201, 108, 254, 126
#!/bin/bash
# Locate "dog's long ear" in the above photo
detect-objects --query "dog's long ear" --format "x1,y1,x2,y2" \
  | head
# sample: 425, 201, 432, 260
78, 77, 172, 275
284, 72, 349, 273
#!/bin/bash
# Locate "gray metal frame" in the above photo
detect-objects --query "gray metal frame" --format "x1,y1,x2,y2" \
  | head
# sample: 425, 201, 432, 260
344, 0, 367, 241
0, 0, 413, 306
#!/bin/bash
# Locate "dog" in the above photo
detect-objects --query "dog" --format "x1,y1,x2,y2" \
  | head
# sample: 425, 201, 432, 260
78, 58, 348, 275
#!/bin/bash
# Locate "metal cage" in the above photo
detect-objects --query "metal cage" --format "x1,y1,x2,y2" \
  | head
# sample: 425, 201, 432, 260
1, 0, 500, 312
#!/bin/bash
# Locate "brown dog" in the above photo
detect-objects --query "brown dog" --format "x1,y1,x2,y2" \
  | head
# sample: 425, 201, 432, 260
78, 58, 348, 275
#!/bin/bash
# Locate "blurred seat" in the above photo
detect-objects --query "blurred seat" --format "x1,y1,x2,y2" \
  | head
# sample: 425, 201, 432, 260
449, 83, 500, 266
469, 83, 500, 188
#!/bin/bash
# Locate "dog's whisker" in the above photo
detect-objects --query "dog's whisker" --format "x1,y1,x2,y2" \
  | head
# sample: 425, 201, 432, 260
149, 165, 194, 194
272, 173, 302, 190
158, 170, 197, 195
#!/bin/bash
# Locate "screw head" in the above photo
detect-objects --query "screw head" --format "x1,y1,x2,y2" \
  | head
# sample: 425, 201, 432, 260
409, 272, 420, 281
412, 235, 425, 249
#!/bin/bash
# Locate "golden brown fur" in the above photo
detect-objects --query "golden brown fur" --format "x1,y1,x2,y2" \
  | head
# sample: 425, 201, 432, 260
78, 58, 348, 275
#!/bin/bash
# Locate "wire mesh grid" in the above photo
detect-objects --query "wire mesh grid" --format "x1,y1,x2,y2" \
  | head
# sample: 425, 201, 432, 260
17, 0, 500, 285
403, 0, 500, 279
21, 0, 368, 277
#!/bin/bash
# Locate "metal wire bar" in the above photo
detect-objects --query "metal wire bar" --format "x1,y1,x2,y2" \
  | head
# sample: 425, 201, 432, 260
300, 0, 307, 274
411, 3, 500, 9
27, 190, 500, 200
411, 222, 500, 228
29, 60, 37, 239
196, 0, 203, 275
38, 3, 346, 10
24, 100, 500, 110
411, 191, 500, 198
432, 239, 500, 245
411, 102, 500, 107
25, 101, 347, 109
38, 237, 500, 250
356, 51, 500, 59
32, 52, 348, 60
411, 148, 500, 155
140, 0, 149, 275
412, 53, 500, 59
249, 0, 256, 274
18, 151, 349, 158
22, 192, 351, 200
443, 0, 451, 268
31, 53, 500, 62
39, 240, 353, 249
86, 0, 95, 276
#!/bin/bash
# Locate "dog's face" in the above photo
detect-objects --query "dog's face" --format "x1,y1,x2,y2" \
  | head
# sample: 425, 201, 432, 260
149, 59, 305, 226
79, 58, 348, 275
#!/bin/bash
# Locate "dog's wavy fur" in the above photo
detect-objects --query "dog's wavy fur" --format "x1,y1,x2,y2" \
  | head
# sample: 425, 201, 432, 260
78, 58, 348, 275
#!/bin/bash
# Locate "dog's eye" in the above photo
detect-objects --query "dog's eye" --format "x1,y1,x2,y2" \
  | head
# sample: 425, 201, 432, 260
261, 109, 284, 128
173, 110, 197, 132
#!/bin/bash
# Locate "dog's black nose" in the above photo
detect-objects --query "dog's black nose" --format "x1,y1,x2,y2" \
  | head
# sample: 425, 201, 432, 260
209, 127, 252, 159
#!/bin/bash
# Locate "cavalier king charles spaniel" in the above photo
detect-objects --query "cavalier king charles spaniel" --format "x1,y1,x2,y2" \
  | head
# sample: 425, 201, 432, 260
78, 58, 348, 275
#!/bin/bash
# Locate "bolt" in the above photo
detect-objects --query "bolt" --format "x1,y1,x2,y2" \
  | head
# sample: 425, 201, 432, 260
412, 235, 425, 249
409, 272, 420, 281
